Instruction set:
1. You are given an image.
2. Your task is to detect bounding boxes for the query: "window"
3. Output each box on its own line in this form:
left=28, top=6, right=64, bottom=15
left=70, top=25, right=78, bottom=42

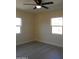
left=51, top=17, right=63, bottom=34
left=16, top=18, right=22, bottom=34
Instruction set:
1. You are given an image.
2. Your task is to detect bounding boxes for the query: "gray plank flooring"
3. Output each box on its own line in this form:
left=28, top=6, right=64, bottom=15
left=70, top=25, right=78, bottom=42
left=16, top=41, right=63, bottom=59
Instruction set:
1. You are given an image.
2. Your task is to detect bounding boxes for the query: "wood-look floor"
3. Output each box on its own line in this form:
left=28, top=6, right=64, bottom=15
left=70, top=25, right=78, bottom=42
left=16, top=41, right=63, bottom=59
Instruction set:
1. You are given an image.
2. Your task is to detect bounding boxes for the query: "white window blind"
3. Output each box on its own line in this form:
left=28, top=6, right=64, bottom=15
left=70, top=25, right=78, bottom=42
left=51, top=17, right=63, bottom=34
left=16, top=18, right=21, bottom=34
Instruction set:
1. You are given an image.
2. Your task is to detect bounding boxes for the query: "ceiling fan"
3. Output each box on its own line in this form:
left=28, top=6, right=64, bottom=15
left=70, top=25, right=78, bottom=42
left=24, top=0, right=54, bottom=9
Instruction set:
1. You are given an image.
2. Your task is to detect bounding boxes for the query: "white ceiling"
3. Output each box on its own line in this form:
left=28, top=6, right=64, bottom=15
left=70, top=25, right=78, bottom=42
left=16, top=0, right=63, bottom=13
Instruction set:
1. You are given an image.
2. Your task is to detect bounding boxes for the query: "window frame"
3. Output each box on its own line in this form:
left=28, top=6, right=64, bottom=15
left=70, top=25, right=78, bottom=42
left=51, top=17, right=63, bottom=35
left=16, top=17, right=22, bottom=34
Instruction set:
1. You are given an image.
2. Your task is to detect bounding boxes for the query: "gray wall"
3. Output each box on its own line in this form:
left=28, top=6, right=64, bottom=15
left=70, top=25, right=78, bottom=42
left=16, top=10, right=35, bottom=45
left=34, top=10, right=63, bottom=47
left=16, top=10, right=63, bottom=47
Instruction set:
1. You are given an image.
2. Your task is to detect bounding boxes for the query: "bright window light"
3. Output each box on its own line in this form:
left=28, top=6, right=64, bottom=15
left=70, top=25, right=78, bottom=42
left=16, top=18, right=21, bottom=25
left=16, top=27, right=20, bottom=34
left=16, top=18, right=22, bottom=34
left=51, top=17, right=63, bottom=34
left=52, top=27, right=62, bottom=34
left=51, top=17, right=63, bottom=26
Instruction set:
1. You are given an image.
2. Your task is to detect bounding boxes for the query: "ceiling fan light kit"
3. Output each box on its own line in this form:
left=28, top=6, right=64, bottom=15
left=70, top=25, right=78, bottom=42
left=36, top=5, right=41, bottom=9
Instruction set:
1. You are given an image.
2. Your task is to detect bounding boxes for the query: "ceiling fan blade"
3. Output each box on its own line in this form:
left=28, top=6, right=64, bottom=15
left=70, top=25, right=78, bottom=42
left=34, top=0, right=42, bottom=5
left=34, top=0, right=39, bottom=4
left=42, top=5, right=48, bottom=9
left=42, top=2, right=54, bottom=5
left=24, top=4, right=36, bottom=5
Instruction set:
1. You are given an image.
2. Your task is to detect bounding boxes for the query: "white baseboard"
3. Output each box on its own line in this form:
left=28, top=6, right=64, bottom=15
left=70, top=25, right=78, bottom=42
left=37, top=40, right=63, bottom=47
left=16, top=40, right=33, bottom=46
left=16, top=39, right=63, bottom=47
